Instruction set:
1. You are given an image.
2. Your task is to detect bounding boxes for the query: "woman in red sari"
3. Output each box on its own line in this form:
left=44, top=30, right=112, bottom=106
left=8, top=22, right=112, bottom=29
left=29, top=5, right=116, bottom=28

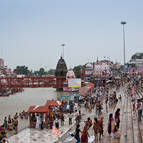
left=81, top=121, right=89, bottom=143
left=81, top=118, right=92, bottom=143
left=98, top=117, right=104, bottom=140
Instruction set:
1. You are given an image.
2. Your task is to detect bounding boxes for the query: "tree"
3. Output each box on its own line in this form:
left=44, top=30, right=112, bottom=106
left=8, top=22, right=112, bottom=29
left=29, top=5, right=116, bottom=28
left=73, top=65, right=84, bottom=78
left=47, top=69, right=56, bottom=75
left=38, top=68, right=46, bottom=76
left=15, top=66, right=31, bottom=75
left=34, top=71, right=39, bottom=76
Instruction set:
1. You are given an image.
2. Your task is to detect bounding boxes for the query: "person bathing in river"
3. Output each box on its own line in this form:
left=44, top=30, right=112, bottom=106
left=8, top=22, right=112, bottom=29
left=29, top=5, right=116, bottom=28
left=3, top=117, right=7, bottom=130
left=13, top=117, right=18, bottom=134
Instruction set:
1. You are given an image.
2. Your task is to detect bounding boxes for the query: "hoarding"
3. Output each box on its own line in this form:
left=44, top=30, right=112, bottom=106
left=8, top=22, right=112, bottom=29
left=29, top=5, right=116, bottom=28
left=59, top=96, right=74, bottom=101
left=68, top=78, right=81, bottom=88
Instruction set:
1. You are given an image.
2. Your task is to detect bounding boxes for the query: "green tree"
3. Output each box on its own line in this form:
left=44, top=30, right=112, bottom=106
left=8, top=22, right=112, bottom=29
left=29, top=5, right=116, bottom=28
left=38, top=68, right=46, bottom=76
left=47, top=69, right=56, bottom=75
left=15, top=66, right=31, bottom=75
left=73, top=65, right=83, bottom=78
left=34, top=71, right=39, bottom=76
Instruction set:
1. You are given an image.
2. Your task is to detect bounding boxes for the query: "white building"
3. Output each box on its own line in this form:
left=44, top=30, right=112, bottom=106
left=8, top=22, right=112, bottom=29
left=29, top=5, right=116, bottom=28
left=128, top=53, right=143, bottom=68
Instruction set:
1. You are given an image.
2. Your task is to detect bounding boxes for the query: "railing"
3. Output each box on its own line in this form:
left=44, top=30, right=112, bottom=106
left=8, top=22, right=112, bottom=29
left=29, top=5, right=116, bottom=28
left=0, top=76, right=66, bottom=88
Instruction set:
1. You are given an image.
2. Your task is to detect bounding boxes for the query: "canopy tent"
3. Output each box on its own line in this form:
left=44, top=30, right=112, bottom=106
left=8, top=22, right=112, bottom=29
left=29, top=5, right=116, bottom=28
left=28, top=105, right=49, bottom=128
left=28, top=105, right=49, bottom=113
left=45, top=100, right=62, bottom=108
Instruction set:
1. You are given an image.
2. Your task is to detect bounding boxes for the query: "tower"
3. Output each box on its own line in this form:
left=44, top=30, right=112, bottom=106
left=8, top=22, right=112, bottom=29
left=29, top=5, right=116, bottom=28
left=55, top=56, right=68, bottom=91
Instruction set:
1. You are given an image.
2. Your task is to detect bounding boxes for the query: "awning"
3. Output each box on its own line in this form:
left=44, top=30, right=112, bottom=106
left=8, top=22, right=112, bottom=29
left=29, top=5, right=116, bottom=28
left=45, top=100, right=62, bottom=107
left=28, top=105, right=49, bottom=113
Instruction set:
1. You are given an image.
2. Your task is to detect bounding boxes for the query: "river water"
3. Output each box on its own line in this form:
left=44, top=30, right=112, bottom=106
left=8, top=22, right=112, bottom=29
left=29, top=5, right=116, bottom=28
left=0, top=88, right=67, bottom=124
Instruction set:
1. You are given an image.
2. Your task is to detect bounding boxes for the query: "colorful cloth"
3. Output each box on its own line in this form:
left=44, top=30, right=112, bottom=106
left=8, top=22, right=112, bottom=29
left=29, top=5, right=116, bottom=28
left=81, top=121, right=92, bottom=143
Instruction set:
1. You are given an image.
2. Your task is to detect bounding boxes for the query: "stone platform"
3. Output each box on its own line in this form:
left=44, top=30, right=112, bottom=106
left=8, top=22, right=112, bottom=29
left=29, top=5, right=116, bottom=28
left=8, top=87, right=143, bottom=143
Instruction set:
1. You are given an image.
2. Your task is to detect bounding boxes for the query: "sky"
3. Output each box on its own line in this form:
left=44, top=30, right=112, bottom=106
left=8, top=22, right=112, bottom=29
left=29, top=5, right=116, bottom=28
left=0, top=0, right=143, bottom=71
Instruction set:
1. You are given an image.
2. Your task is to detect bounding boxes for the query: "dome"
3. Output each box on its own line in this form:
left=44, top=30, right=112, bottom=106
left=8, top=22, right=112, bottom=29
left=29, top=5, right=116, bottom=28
left=55, top=57, right=68, bottom=76
left=66, top=68, right=75, bottom=78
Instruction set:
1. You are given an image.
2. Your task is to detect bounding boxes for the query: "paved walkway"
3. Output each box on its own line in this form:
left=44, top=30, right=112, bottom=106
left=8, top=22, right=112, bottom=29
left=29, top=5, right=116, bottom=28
left=8, top=86, right=143, bottom=143
left=59, top=88, right=123, bottom=143
left=8, top=113, right=77, bottom=143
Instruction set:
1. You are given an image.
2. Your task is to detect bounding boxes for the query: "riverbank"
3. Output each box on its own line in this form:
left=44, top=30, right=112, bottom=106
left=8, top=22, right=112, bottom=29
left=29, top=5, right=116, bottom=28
left=0, top=88, right=67, bottom=125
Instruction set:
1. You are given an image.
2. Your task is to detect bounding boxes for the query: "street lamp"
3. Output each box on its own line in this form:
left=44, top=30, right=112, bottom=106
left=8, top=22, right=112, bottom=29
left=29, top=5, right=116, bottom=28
left=121, top=21, right=127, bottom=65
left=61, top=44, right=65, bottom=58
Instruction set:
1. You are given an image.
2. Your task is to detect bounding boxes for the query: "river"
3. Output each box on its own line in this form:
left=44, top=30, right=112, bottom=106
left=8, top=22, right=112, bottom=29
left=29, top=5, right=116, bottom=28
left=0, top=88, right=68, bottom=124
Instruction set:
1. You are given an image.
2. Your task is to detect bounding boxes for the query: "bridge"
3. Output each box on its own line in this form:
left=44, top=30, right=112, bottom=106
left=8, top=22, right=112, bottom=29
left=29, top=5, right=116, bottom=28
left=0, top=76, right=66, bottom=89
left=0, top=57, right=68, bottom=91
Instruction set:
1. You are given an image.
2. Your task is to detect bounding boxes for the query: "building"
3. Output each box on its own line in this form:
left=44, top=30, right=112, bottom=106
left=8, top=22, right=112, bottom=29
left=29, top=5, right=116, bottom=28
left=84, top=63, right=94, bottom=77
left=0, top=58, right=13, bottom=76
left=0, top=58, right=4, bottom=69
left=127, top=53, right=143, bottom=69
left=84, top=60, right=113, bottom=76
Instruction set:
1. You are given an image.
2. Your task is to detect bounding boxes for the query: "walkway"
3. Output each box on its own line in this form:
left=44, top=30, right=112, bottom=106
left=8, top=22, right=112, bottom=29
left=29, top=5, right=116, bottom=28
left=8, top=85, right=143, bottom=143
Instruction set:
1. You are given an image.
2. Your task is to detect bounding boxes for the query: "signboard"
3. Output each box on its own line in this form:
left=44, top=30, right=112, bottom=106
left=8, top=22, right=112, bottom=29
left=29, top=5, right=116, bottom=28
left=59, top=96, right=74, bottom=101
left=68, top=78, right=81, bottom=88
left=69, top=93, right=80, bottom=97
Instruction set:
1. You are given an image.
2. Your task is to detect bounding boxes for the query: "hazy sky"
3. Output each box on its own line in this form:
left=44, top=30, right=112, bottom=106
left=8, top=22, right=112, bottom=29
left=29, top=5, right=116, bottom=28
left=0, top=0, right=143, bottom=70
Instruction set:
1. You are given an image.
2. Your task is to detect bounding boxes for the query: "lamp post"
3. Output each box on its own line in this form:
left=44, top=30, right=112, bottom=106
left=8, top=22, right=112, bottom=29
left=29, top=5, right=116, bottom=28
left=61, top=44, right=65, bottom=58
left=121, top=21, right=127, bottom=65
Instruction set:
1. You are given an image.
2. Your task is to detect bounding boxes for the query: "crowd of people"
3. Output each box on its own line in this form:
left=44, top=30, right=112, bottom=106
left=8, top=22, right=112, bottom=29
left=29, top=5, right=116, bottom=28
left=72, top=88, right=121, bottom=143
left=126, top=73, right=143, bottom=122
left=0, top=88, right=24, bottom=97
left=0, top=111, right=28, bottom=143
left=71, top=73, right=143, bottom=143
left=1, top=73, right=143, bottom=143
left=33, top=80, right=122, bottom=143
